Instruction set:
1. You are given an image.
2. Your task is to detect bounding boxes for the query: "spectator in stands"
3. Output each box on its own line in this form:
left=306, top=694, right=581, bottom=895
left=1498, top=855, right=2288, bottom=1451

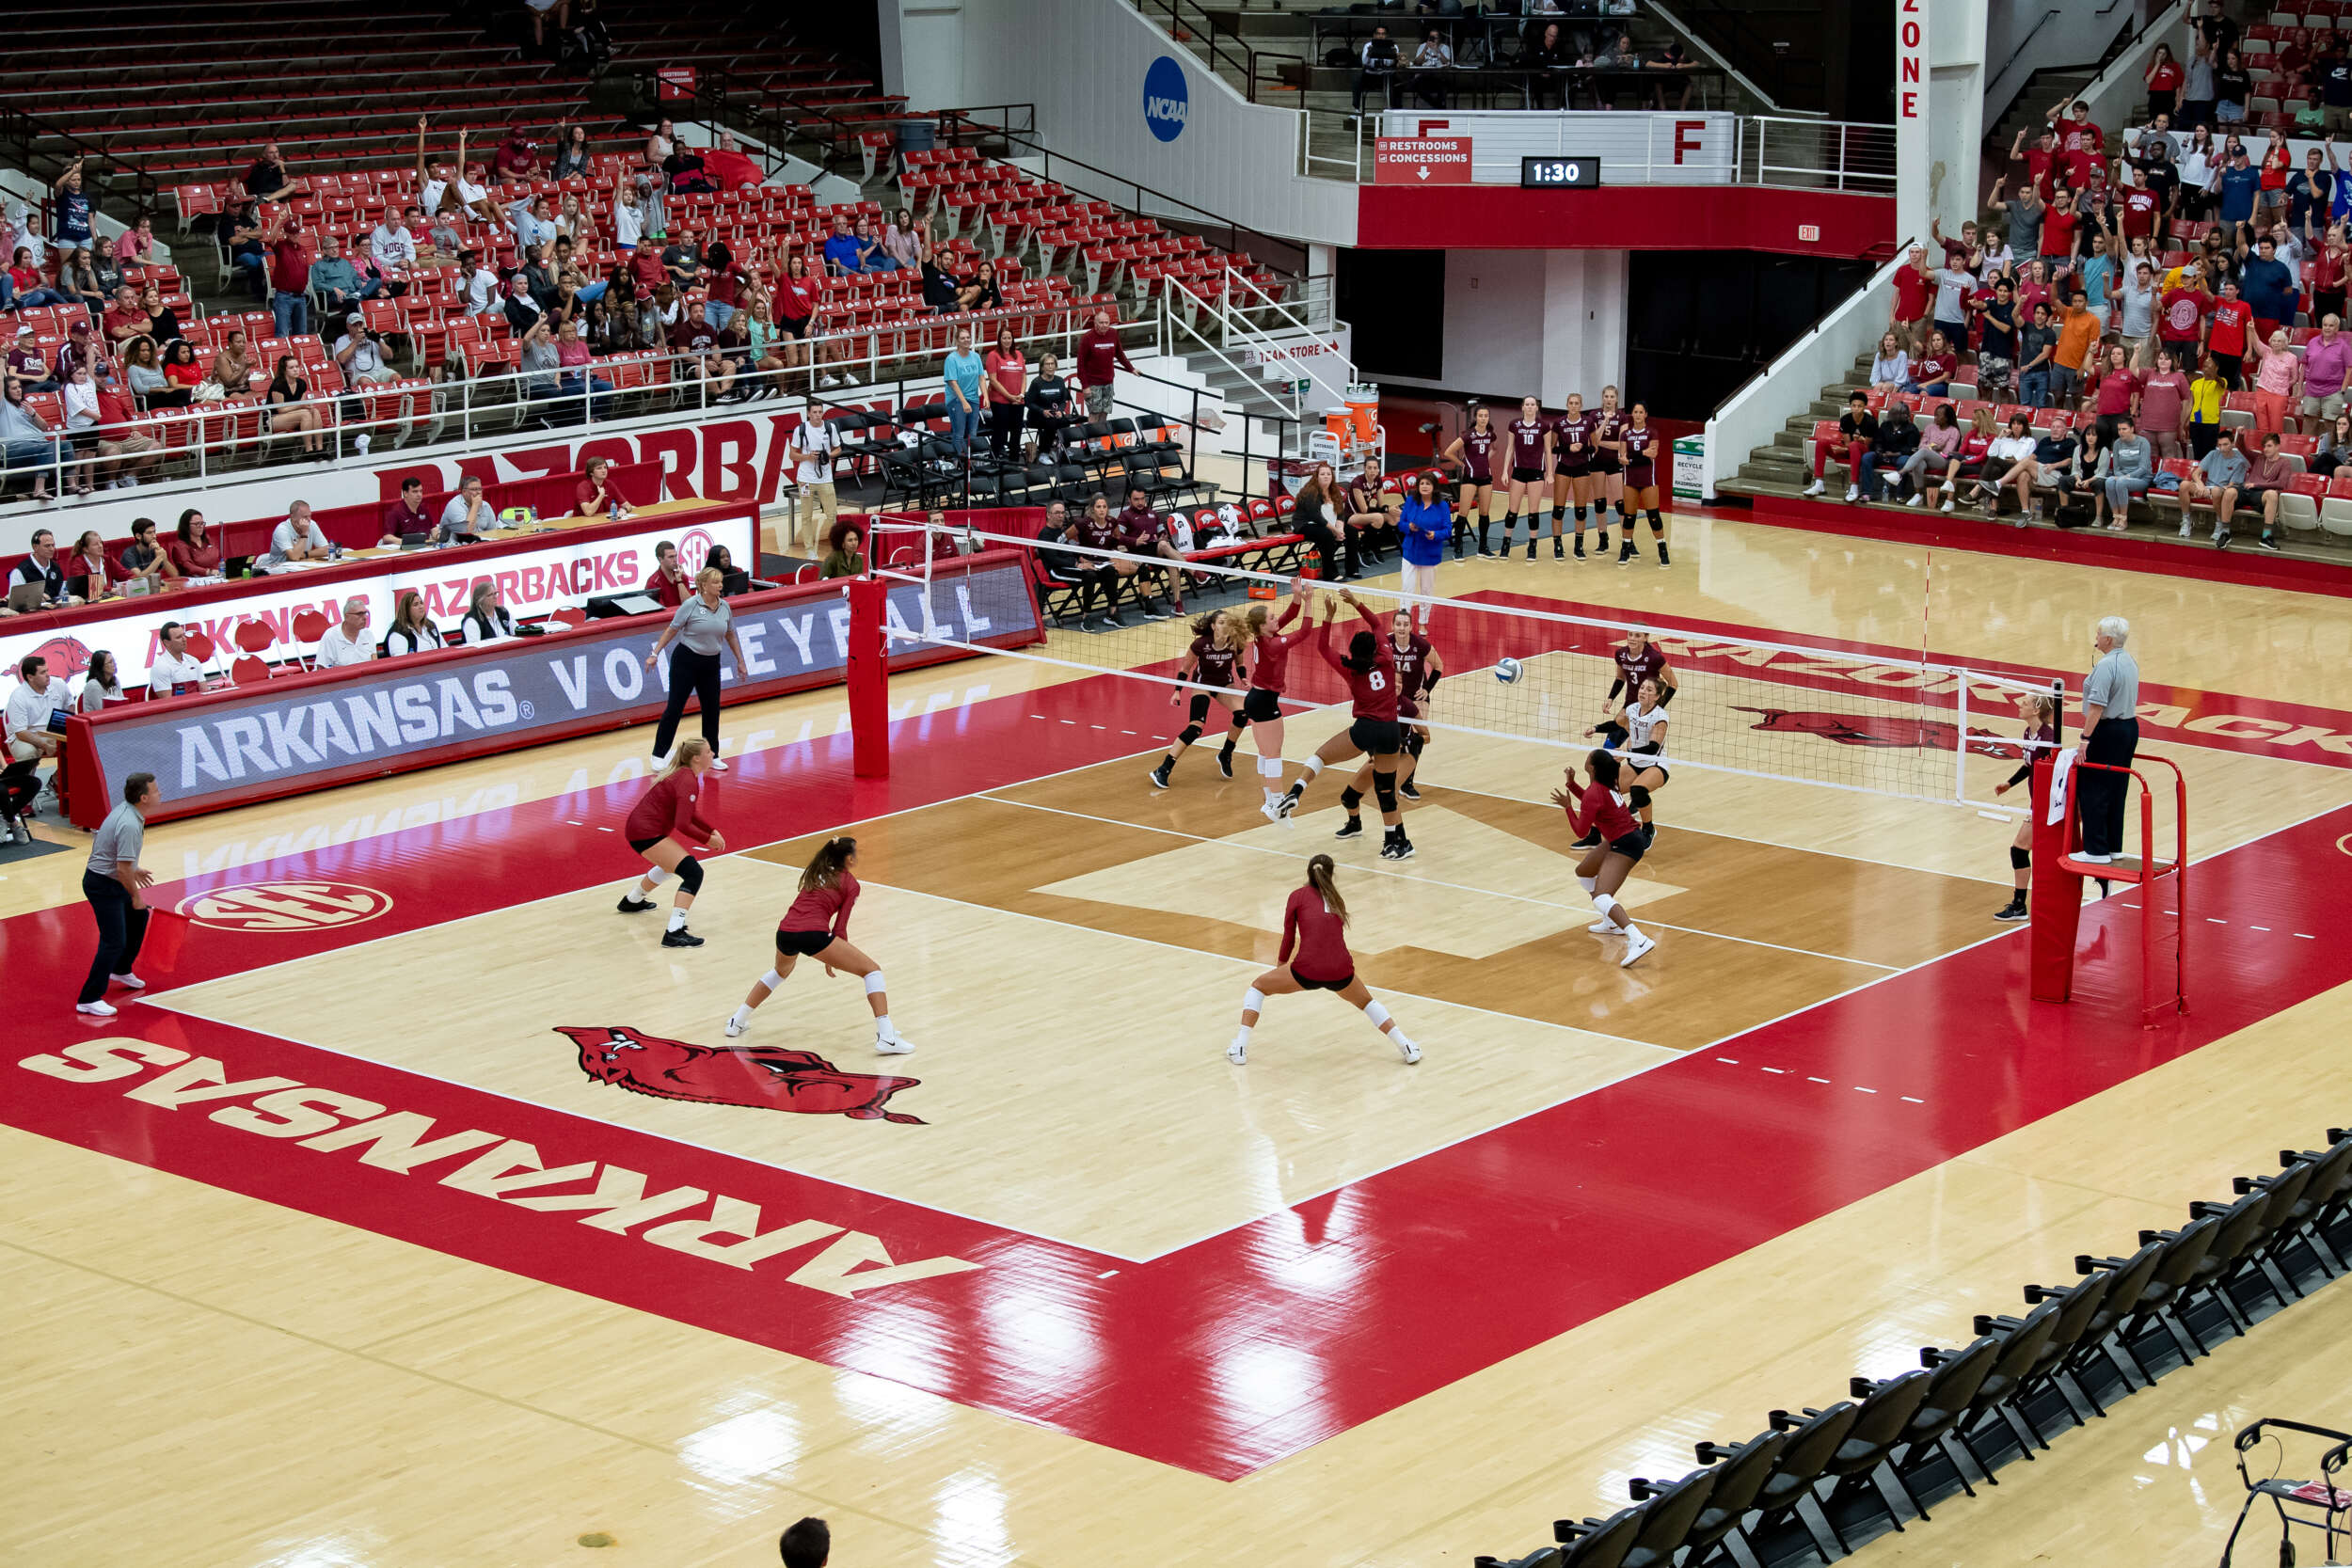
left=956, top=259, right=1002, bottom=315
left=212, top=330, right=255, bottom=397
left=517, top=317, right=561, bottom=411
left=1990, top=173, right=2043, bottom=264
left=520, top=245, right=559, bottom=309
left=2209, top=143, right=2261, bottom=247
left=58, top=367, right=104, bottom=498
left=165, top=511, right=220, bottom=579
left=1, top=378, right=62, bottom=502
left=2248, top=329, right=2302, bottom=438
left=882, top=210, right=922, bottom=272
left=50, top=156, right=92, bottom=260
left=1645, top=40, right=1695, bottom=110
left=136, top=282, right=182, bottom=347
left=2144, top=42, right=2184, bottom=122
left=4, top=325, right=51, bottom=399
left=380, top=477, right=434, bottom=544
left=244, top=142, right=305, bottom=202
left=2050, top=288, right=2097, bottom=409
left=554, top=318, right=612, bottom=419
left=1025, top=350, right=1076, bottom=453
left=943, top=327, right=986, bottom=455
left=662, top=139, right=714, bottom=195
left=459, top=250, right=501, bottom=317
left=264, top=355, right=324, bottom=455
left=56, top=245, right=101, bottom=312
left=160, top=340, right=208, bottom=405
left=822, top=214, right=863, bottom=277
left=55, top=319, right=109, bottom=388
left=510, top=195, right=560, bottom=255
left=819, top=519, right=866, bottom=579
left=984, top=325, right=1027, bottom=460
left=419, top=121, right=500, bottom=226
left=1354, top=24, right=1400, bottom=115
left=261, top=500, right=332, bottom=573
left=2237, top=233, right=2297, bottom=343
left=334, top=313, right=396, bottom=393
left=1866, top=333, right=1911, bottom=397
left=1899, top=404, right=1963, bottom=508
left=2135, top=346, right=2190, bottom=463
left=1590, top=34, right=1641, bottom=108
left=120, top=216, right=155, bottom=264
left=1906, top=328, right=1955, bottom=396
left=1967, top=413, right=2040, bottom=520
left=2097, top=417, right=2153, bottom=532
left=262, top=212, right=313, bottom=339
left=121, top=337, right=172, bottom=408
left=702, top=241, right=747, bottom=332
left=2180, top=426, right=2246, bottom=544
left=551, top=120, right=593, bottom=181
left=442, top=474, right=498, bottom=541
left=1075, top=309, right=1136, bottom=425
left=506, top=274, right=548, bottom=340
left=1805, top=390, right=1879, bottom=501
left=1859, top=402, right=1920, bottom=502
left=5, top=245, right=64, bottom=311
left=495, top=127, right=541, bottom=182
left=310, top=233, right=379, bottom=317
left=1527, top=24, right=1573, bottom=110
left=2016, top=302, right=2058, bottom=410
left=317, top=597, right=375, bottom=667
left=661, top=234, right=703, bottom=294
left=1407, top=27, right=1454, bottom=109
left=102, top=288, right=148, bottom=351
left=2316, top=409, right=2352, bottom=477
left=2301, top=314, right=2351, bottom=423
left=2205, top=276, right=2254, bottom=388
left=918, top=236, right=962, bottom=317
left=386, top=590, right=443, bottom=656
left=771, top=253, right=818, bottom=372
left=2214, top=46, right=2250, bottom=126
left=93, top=376, right=157, bottom=489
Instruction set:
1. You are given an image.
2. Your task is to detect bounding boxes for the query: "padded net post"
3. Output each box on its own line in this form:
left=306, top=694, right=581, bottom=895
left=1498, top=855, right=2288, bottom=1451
left=847, top=575, right=889, bottom=778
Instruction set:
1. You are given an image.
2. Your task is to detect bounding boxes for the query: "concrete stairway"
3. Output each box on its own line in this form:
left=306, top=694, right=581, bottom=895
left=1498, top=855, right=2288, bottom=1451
left=1717, top=353, right=1874, bottom=498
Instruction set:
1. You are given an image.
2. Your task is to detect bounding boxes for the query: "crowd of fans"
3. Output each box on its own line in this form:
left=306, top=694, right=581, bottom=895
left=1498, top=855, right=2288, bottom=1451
left=1826, top=3, right=2352, bottom=549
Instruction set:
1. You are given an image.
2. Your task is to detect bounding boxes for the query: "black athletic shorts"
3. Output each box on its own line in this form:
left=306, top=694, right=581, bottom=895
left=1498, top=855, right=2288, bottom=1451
left=1608, top=830, right=1648, bottom=862
left=1244, top=687, right=1282, bottom=722
left=1591, top=452, right=1623, bottom=475
left=1294, top=969, right=1356, bottom=992
left=1349, top=715, right=1404, bottom=755
left=1554, top=459, right=1589, bottom=480
left=775, top=317, right=808, bottom=341
left=628, top=834, right=665, bottom=856
left=1630, top=743, right=1670, bottom=785
left=1459, top=472, right=1490, bottom=491
left=1511, top=465, right=1546, bottom=483
left=775, top=928, right=836, bottom=957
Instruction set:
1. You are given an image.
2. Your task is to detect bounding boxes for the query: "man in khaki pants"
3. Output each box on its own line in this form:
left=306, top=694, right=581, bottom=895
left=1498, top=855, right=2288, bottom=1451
left=787, top=411, right=840, bottom=555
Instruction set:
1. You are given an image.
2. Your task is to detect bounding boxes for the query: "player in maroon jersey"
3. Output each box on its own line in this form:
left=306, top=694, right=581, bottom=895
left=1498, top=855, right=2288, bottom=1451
left=1590, top=385, right=1629, bottom=546
left=1990, top=691, right=2059, bottom=921
left=1229, top=578, right=1317, bottom=820
left=725, top=836, right=914, bottom=1053
left=1228, top=854, right=1420, bottom=1066
left=1275, top=589, right=1413, bottom=859
left=1598, top=627, right=1676, bottom=723
left=1440, top=404, right=1499, bottom=556
left=1550, top=751, right=1658, bottom=967
left=1548, top=393, right=1595, bottom=561
left=615, top=737, right=726, bottom=947
left=1150, top=608, right=1253, bottom=787
left=1615, top=402, right=1671, bottom=567
left=1501, top=394, right=1552, bottom=560
left=1337, top=608, right=1445, bottom=816
left=1073, top=492, right=1140, bottom=628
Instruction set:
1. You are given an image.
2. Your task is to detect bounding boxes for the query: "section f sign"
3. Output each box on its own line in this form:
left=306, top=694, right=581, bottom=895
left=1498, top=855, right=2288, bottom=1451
left=1144, top=55, right=1190, bottom=142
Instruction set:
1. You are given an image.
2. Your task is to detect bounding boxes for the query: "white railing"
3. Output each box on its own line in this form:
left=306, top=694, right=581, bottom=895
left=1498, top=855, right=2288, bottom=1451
left=1701, top=245, right=1914, bottom=497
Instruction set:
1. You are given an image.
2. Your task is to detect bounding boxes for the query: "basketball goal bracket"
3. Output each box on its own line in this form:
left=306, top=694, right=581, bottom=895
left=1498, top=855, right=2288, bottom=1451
left=2026, top=753, right=2188, bottom=1026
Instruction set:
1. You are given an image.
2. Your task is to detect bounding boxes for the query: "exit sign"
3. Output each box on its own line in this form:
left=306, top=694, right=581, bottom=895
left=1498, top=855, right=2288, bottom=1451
left=1797, top=224, right=1821, bottom=243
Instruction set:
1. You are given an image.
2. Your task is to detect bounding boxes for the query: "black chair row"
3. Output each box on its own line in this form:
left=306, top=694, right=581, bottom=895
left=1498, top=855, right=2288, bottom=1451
left=1475, top=1126, right=2352, bottom=1568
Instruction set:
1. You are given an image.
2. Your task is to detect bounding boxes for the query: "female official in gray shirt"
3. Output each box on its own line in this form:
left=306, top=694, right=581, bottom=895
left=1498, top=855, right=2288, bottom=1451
left=644, top=566, right=749, bottom=769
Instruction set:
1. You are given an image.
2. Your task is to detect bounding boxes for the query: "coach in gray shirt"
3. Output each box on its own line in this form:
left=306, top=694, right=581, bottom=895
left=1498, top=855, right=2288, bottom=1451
left=644, top=566, right=750, bottom=770
left=77, top=769, right=158, bottom=1017
left=2077, top=616, right=2141, bottom=862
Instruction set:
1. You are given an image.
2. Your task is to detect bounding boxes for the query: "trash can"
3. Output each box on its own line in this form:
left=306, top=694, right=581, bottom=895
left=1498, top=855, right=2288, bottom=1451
left=1673, top=435, right=1707, bottom=502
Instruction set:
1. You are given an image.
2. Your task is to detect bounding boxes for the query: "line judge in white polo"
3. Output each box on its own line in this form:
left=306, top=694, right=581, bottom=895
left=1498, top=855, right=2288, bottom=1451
left=315, top=595, right=376, bottom=668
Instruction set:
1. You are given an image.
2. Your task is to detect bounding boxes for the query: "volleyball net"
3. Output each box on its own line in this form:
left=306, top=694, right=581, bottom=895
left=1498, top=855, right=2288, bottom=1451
left=871, top=519, right=2062, bottom=814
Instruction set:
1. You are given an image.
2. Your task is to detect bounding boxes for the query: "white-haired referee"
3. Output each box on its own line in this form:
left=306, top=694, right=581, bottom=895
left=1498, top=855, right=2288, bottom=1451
left=2076, top=615, right=2139, bottom=863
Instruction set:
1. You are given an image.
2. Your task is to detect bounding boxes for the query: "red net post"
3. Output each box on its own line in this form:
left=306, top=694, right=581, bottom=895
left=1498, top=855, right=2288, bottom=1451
left=847, top=576, right=889, bottom=778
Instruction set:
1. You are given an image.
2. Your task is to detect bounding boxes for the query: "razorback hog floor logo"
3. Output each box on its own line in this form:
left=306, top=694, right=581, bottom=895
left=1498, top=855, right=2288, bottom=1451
left=554, top=1026, right=926, bottom=1123
left=1733, top=706, right=2022, bottom=758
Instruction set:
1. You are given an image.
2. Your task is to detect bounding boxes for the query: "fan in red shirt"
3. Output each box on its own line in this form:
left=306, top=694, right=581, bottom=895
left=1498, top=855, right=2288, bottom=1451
left=2207, top=282, right=2255, bottom=386
left=1891, top=247, right=1934, bottom=338
left=726, top=836, right=914, bottom=1053
left=2120, top=183, right=2162, bottom=244
left=1237, top=579, right=1315, bottom=819
left=1550, top=750, right=1659, bottom=968
left=616, top=739, right=725, bottom=946
left=1276, top=590, right=1414, bottom=860
left=2158, top=277, right=2213, bottom=357
left=1227, top=854, right=1420, bottom=1066
left=643, top=539, right=690, bottom=609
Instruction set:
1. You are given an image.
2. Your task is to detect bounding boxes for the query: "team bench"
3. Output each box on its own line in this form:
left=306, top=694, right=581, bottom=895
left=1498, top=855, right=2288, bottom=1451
left=1027, top=531, right=1309, bottom=626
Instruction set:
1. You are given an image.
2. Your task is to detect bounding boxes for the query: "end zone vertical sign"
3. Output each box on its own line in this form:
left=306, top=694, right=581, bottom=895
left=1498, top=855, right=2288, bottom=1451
left=1896, top=0, right=1929, bottom=242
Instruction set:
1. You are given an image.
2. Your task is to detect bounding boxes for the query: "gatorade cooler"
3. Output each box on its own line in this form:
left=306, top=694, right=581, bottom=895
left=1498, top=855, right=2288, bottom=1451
left=1321, top=406, right=1353, bottom=443
left=1344, top=383, right=1380, bottom=441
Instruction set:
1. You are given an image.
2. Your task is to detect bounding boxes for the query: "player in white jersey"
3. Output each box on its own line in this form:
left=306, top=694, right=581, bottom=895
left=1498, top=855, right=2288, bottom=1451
left=1582, top=675, right=1671, bottom=847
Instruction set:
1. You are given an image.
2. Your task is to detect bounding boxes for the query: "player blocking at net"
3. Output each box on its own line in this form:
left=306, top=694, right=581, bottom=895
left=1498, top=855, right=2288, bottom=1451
left=1276, top=589, right=1415, bottom=861
left=1229, top=855, right=1420, bottom=1066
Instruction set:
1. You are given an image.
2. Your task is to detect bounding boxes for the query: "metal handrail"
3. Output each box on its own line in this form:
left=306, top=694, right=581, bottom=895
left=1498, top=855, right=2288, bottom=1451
left=0, top=105, right=163, bottom=228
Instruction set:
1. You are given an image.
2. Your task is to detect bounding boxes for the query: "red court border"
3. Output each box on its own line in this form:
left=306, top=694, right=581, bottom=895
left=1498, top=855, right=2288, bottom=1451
left=6, top=610, right=2349, bottom=1481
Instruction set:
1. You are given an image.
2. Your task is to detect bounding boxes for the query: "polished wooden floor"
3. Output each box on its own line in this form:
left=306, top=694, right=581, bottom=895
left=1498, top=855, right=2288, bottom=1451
left=7, top=510, right=2351, bottom=1567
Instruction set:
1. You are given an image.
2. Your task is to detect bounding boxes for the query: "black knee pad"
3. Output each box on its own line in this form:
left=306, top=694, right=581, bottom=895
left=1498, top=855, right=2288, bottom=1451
left=1374, top=771, right=1398, bottom=812
left=1340, top=785, right=1364, bottom=812
left=676, top=855, right=705, bottom=894
left=1227, top=707, right=1249, bottom=731
left=1186, top=693, right=1212, bottom=725
left=2011, top=846, right=2031, bottom=870
left=1177, top=724, right=1203, bottom=747
left=1629, top=785, right=1652, bottom=810
left=1406, top=730, right=1425, bottom=758
left=1648, top=510, right=1665, bottom=532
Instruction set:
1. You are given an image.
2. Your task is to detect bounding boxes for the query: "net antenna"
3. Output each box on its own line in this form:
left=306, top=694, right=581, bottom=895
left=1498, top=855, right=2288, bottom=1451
left=875, top=518, right=2059, bottom=813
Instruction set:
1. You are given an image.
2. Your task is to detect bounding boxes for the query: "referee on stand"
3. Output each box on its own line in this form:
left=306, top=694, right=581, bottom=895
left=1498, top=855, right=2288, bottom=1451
left=645, top=567, right=750, bottom=773
left=76, top=771, right=158, bottom=1019
left=2075, top=616, right=2140, bottom=863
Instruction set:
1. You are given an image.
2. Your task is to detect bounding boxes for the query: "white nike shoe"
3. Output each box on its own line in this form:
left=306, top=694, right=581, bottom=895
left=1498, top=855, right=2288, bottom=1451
left=1260, top=797, right=1283, bottom=824
left=75, top=999, right=117, bottom=1018
left=876, top=1032, right=916, bottom=1055
left=1906, top=494, right=1924, bottom=508
left=1227, top=1036, right=1248, bottom=1065
left=1804, top=478, right=1825, bottom=496
left=1620, top=931, right=1656, bottom=968
left=110, top=973, right=146, bottom=990
left=1395, top=1037, right=1422, bottom=1065
left=1587, top=918, right=1617, bottom=934
left=1940, top=497, right=1955, bottom=512
left=1843, top=483, right=1859, bottom=502
left=724, top=1015, right=748, bottom=1037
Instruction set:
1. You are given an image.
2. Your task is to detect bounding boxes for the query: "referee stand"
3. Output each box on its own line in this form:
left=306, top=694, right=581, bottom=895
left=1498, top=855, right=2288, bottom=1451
left=2026, top=751, right=2189, bottom=1027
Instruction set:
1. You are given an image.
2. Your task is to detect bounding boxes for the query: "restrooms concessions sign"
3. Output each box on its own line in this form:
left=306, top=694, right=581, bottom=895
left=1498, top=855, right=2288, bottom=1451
left=65, top=554, right=1043, bottom=827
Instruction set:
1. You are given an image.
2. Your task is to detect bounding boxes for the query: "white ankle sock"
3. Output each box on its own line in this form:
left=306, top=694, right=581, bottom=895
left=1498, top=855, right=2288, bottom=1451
left=666, top=909, right=688, bottom=932
left=1232, top=1023, right=1253, bottom=1046
left=729, top=1004, right=752, bottom=1026
left=875, top=1013, right=895, bottom=1036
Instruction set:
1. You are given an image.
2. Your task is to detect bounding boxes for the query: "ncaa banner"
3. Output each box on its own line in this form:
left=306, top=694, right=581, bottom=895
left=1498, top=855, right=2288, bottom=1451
left=0, top=510, right=757, bottom=699
left=68, top=555, right=1044, bottom=828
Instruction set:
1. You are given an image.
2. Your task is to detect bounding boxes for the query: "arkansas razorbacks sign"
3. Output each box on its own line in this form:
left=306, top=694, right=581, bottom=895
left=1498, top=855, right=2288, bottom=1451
left=556, top=1026, right=926, bottom=1123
